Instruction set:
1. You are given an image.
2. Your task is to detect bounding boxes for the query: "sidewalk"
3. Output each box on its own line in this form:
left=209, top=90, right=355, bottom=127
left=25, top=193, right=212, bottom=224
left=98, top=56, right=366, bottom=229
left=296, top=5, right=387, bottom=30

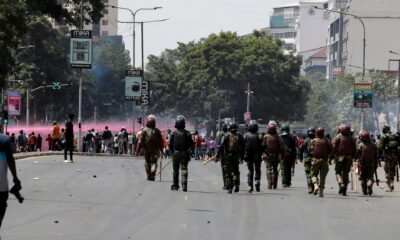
left=14, top=151, right=136, bottom=160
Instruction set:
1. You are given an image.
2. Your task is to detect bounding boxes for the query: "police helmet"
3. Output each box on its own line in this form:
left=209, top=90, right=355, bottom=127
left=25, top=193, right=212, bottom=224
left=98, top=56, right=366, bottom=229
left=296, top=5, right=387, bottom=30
left=248, top=120, right=259, bottom=133
left=175, top=115, right=186, bottom=129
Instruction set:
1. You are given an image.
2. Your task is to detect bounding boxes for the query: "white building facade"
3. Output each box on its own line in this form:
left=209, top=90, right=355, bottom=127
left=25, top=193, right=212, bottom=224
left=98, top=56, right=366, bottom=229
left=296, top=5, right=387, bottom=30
left=327, top=0, right=400, bottom=78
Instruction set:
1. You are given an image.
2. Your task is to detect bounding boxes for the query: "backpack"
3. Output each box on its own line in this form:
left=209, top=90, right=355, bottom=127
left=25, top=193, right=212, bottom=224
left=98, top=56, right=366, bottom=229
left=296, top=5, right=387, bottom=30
left=143, top=128, right=160, bottom=150
left=17, top=134, right=26, bottom=144
left=228, top=133, right=239, bottom=153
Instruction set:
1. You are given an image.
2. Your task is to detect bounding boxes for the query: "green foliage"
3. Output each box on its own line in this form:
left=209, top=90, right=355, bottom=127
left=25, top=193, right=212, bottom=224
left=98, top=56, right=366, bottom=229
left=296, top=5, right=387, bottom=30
left=146, top=31, right=309, bottom=126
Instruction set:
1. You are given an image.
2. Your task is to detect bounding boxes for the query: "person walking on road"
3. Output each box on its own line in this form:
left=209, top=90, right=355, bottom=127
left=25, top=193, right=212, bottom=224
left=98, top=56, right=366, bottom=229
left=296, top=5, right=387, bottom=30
left=169, top=115, right=195, bottom=191
left=36, top=134, right=42, bottom=152
left=135, top=115, right=164, bottom=181
left=64, top=114, right=74, bottom=163
left=244, top=120, right=263, bottom=193
left=299, top=128, right=316, bottom=194
left=310, top=128, right=332, bottom=197
left=216, top=122, right=229, bottom=190
left=358, top=130, right=379, bottom=196
left=378, top=125, right=398, bottom=192
left=0, top=132, right=22, bottom=229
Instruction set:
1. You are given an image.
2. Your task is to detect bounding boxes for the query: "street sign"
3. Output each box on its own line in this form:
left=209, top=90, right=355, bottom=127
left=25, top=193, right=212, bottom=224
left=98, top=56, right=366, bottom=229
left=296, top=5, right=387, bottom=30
left=125, top=70, right=143, bottom=101
left=140, top=80, right=150, bottom=106
left=354, top=76, right=372, bottom=108
left=70, top=30, right=93, bottom=68
left=244, top=112, right=251, bottom=123
left=52, top=82, right=61, bottom=90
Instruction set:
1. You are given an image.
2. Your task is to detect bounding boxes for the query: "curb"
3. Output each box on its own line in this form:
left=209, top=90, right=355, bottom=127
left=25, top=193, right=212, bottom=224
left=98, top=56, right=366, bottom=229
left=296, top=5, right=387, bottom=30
left=14, top=152, right=136, bottom=160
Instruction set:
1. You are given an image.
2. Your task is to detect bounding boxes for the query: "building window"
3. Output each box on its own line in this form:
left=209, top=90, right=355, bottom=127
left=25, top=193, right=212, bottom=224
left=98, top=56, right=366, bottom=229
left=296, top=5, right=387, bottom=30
left=103, top=8, right=109, bottom=14
left=102, top=20, right=108, bottom=25
left=102, top=31, right=109, bottom=36
left=102, top=0, right=109, bottom=3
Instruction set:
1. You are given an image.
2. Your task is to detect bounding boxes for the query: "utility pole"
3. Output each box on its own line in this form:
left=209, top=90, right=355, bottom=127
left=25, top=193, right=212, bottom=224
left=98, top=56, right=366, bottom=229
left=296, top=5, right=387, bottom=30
left=141, top=22, right=145, bottom=128
left=245, top=83, right=253, bottom=113
left=77, top=0, right=84, bottom=151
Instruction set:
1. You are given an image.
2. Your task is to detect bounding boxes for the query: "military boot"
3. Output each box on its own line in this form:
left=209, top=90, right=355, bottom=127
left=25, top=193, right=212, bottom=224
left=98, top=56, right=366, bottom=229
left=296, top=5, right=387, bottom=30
left=342, top=184, right=348, bottom=196
left=267, top=175, right=273, bottom=189
left=234, top=184, right=240, bottom=193
left=227, top=188, right=233, bottom=194
left=367, top=185, right=373, bottom=196
left=313, top=183, right=320, bottom=195
left=319, top=187, right=324, bottom=197
left=248, top=184, right=253, bottom=193
left=361, top=181, right=368, bottom=195
left=182, top=183, right=187, bottom=192
left=338, top=183, right=344, bottom=195
left=171, top=184, right=179, bottom=191
left=255, top=181, right=260, bottom=192
left=308, top=186, right=314, bottom=194
left=273, top=176, right=278, bottom=189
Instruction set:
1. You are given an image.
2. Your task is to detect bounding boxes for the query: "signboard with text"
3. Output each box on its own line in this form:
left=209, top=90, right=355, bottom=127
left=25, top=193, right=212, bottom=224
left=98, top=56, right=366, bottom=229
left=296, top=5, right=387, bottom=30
left=125, top=70, right=143, bottom=101
left=354, top=76, right=372, bottom=108
left=139, top=80, right=149, bottom=106
left=70, top=30, right=93, bottom=68
left=8, top=92, right=21, bottom=116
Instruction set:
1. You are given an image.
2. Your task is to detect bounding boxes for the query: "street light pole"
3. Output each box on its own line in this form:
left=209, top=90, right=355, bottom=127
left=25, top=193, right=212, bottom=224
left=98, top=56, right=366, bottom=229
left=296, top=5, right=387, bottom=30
left=77, top=0, right=84, bottom=152
left=389, top=51, right=400, bottom=131
left=26, top=86, right=45, bottom=129
left=314, top=6, right=366, bottom=129
left=110, top=5, right=161, bottom=133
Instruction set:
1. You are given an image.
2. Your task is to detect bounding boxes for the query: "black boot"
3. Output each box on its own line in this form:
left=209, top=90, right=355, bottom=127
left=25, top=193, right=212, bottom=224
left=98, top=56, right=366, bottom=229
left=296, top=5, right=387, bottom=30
left=171, top=184, right=179, bottom=190
left=267, top=175, right=273, bottom=189
left=182, top=183, right=187, bottom=192
left=248, top=183, right=253, bottom=193
left=255, top=182, right=260, bottom=192
left=227, top=188, right=233, bottom=194
left=367, top=185, right=373, bottom=196
left=234, top=184, right=240, bottom=193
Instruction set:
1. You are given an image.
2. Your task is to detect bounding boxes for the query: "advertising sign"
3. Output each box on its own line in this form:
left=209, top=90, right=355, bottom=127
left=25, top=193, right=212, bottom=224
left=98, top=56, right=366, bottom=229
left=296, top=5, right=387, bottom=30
left=70, top=30, right=93, bottom=68
left=140, top=80, right=150, bottom=106
left=125, top=70, right=143, bottom=101
left=354, top=77, right=372, bottom=108
left=8, top=92, right=21, bottom=116
left=244, top=112, right=251, bottom=123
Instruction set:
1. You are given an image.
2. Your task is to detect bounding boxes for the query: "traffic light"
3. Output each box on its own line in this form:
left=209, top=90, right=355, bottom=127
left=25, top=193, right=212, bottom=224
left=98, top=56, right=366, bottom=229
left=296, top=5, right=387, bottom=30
left=2, top=111, right=8, bottom=125
left=137, top=116, right=142, bottom=124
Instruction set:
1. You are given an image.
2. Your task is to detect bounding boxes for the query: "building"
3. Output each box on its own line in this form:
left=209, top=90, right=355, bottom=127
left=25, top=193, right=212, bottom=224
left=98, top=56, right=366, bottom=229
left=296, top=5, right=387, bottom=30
left=326, top=0, right=400, bottom=78
left=304, top=47, right=327, bottom=74
left=269, top=2, right=300, bottom=52
left=54, top=0, right=119, bottom=37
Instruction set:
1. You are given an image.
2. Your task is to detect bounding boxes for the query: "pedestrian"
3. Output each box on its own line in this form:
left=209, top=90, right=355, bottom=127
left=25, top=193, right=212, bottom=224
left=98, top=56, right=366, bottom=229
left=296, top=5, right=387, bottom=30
left=378, top=125, right=398, bottom=192
left=0, top=132, right=22, bottom=229
left=194, top=132, right=202, bottom=160
left=244, top=120, right=263, bottom=193
left=28, top=132, right=36, bottom=152
left=207, top=137, right=216, bottom=158
left=221, top=122, right=245, bottom=194
left=10, top=133, right=16, bottom=154
left=262, top=121, right=285, bottom=190
left=36, top=134, right=42, bottom=152
left=113, top=134, right=119, bottom=154
left=280, top=125, right=297, bottom=188
left=101, top=126, right=113, bottom=153
left=135, top=115, right=164, bottom=181
left=64, top=114, right=74, bottom=163
left=45, top=134, right=53, bottom=151
left=358, top=130, right=379, bottom=195
left=52, top=121, right=61, bottom=151
left=16, top=130, right=27, bottom=153
left=169, top=115, right=195, bottom=191
left=216, top=122, right=229, bottom=190
left=299, top=128, right=316, bottom=194
left=310, top=127, right=332, bottom=197
left=332, top=124, right=357, bottom=196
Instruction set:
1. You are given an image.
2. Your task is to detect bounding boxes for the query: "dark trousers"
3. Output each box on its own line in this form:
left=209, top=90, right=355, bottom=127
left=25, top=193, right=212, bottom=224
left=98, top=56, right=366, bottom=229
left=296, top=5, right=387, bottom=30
left=247, top=154, right=261, bottom=186
left=0, top=192, right=9, bottom=228
left=64, top=139, right=74, bottom=160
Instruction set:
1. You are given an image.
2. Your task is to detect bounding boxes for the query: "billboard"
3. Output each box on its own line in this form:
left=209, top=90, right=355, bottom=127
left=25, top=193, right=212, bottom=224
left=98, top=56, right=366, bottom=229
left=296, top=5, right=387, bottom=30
left=8, top=92, right=21, bottom=116
left=354, top=77, right=372, bottom=108
left=125, top=69, right=143, bottom=101
left=70, top=30, right=93, bottom=68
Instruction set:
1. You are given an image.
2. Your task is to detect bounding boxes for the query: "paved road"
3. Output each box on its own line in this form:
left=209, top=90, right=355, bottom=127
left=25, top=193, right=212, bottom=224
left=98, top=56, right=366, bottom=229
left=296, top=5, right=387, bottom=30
left=2, top=156, right=399, bottom=240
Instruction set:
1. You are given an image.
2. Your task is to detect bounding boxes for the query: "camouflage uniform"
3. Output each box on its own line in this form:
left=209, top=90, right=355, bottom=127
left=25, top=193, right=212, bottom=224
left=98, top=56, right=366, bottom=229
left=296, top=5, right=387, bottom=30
left=280, top=130, right=297, bottom=187
left=357, top=137, right=379, bottom=195
left=378, top=129, right=398, bottom=192
left=310, top=133, right=332, bottom=197
left=299, top=137, right=314, bottom=193
left=244, top=131, right=262, bottom=192
left=262, top=131, right=285, bottom=189
left=332, top=131, right=357, bottom=196
left=222, top=125, right=245, bottom=194
left=216, top=130, right=228, bottom=189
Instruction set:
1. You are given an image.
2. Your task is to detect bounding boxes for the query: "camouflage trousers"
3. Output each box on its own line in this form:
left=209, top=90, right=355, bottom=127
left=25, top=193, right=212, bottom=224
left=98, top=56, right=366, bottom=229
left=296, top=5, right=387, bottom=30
left=144, top=151, right=159, bottom=179
left=265, top=154, right=280, bottom=178
left=311, top=158, right=329, bottom=189
left=384, top=153, right=398, bottom=182
left=360, top=164, right=376, bottom=182
left=225, top=153, right=240, bottom=190
left=303, top=158, right=313, bottom=187
left=335, top=155, right=353, bottom=186
left=219, top=156, right=227, bottom=188
left=173, top=151, right=190, bottom=185
left=246, top=154, right=261, bottom=186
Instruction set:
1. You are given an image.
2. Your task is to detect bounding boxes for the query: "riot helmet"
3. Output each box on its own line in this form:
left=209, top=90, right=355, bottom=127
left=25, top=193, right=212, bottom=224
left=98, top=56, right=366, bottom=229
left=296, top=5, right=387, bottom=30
left=267, top=123, right=277, bottom=134
left=146, top=114, right=156, bottom=128
left=247, top=120, right=259, bottom=133
left=280, top=124, right=290, bottom=135
left=339, top=124, right=351, bottom=136
left=316, top=127, right=325, bottom=138
left=307, top=128, right=316, bottom=138
left=382, top=124, right=390, bottom=134
left=175, top=115, right=186, bottom=129
left=359, top=130, right=370, bottom=142
left=228, top=122, right=238, bottom=133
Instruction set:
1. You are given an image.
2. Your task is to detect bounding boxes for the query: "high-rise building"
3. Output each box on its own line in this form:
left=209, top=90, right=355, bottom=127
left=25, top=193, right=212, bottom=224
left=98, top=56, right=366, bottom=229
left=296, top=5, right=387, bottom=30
left=326, top=0, right=400, bottom=78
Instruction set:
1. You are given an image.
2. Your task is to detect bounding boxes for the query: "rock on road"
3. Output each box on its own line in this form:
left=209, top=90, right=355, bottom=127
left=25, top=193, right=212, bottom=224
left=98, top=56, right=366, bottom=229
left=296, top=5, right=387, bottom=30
left=2, top=155, right=399, bottom=240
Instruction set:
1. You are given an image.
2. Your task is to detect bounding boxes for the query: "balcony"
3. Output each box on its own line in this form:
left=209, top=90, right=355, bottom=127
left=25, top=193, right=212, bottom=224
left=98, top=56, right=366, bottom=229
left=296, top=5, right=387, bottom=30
left=270, top=15, right=297, bottom=28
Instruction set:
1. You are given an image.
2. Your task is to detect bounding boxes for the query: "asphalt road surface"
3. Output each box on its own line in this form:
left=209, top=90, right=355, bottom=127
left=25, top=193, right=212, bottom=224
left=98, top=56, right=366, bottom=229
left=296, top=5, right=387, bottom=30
left=2, top=155, right=399, bottom=240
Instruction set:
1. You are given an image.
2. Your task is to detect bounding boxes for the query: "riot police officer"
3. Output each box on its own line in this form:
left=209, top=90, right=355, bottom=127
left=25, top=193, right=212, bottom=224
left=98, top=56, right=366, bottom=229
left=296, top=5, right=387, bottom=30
left=216, top=121, right=229, bottom=190
left=299, top=128, right=316, bottom=193
left=378, top=125, right=398, bottom=192
left=169, top=115, right=195, bottom=191
left=280, top=124, right=297, bottom=187
left=358, top=130, right=379, bottom=195
left=244, top=120, right=263, bottom=193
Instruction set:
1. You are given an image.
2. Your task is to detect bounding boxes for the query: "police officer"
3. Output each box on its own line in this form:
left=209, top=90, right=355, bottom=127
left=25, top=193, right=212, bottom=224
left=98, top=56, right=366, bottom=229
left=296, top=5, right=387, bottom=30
left=169, top=115, right=194, bottom=192
left=244, top=120, right=263, bottom=193
left=262, top=122, right=285, bottom=189
left=358, top=130, right=379, bottom=196
left=280, top=125, right=297, bottom=188
left=310, top=128, right=332, bottom=197
left=216, top=121, right=229, bottom=190
left=221, top=122, right=245, bottom=194
left=135, top=115, right=164, bottom=181
left=332, top=124, right=357, bottom=196
left=299, top=128, right=316, bottom=194
left=378, top=125, right=398, bottom=192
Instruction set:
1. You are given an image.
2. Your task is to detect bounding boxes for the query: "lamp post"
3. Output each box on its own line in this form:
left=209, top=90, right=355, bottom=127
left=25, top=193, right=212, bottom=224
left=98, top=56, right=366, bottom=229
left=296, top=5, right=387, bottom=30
left=314, top=6, right=366, bottom=130
left=389, top=50, right=400, bottom=131
left=110, top=5, right=161, bottom=132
